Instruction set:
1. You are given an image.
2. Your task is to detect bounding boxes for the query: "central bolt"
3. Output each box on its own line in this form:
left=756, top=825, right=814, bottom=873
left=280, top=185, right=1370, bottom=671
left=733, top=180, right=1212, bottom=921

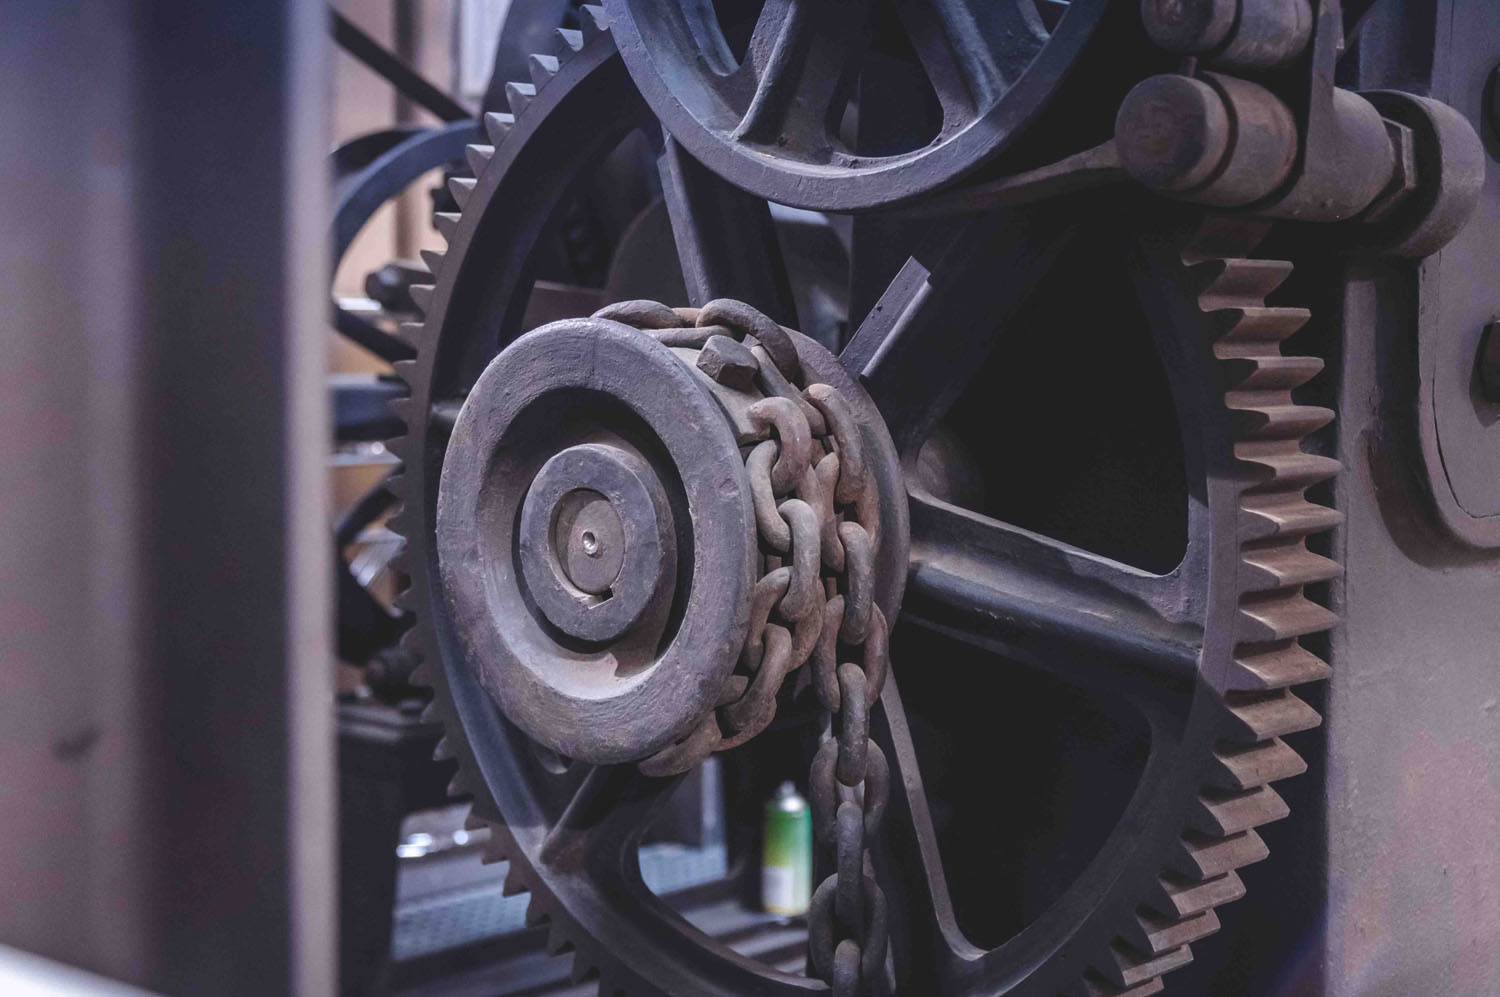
left=516, top=442, right=670, bottom=644
left=551, top=488, right=626, bottom=596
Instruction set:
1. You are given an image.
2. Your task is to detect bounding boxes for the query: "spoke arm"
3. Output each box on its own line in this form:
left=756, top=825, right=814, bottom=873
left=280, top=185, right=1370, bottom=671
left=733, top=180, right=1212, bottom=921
left=898, top=0, right=1049, bottom=123
left=871, top=674, right=984, bottom=967
left=904, top=496, right=1202, bottom=688
left=541, top=764, right=681, bottom=874
left=659, top=137, right=797, bottom=324
left=732, top=0, right=868, bottom=150
left=332, top=303, right=415, bottom=363
left=329, top=8, right=471, bottom=122
left=840, top=208, right=1079, bottom=453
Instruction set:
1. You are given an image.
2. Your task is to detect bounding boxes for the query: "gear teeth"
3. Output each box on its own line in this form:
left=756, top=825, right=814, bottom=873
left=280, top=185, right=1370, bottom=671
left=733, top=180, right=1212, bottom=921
left=501, top=864, right=530, bottom=897
left=1235, top=441, right=1340, bottom=491
left=432, top=736, right=453, bottom=761
left=434, top=211, right=462, bottom=242
left=529, top=53, right=560, bottom=90
left=1192, top=785, right=1290, bottom=836
left=1223, top=689, right=1323, bottom=741
left=483, top=110, right=515, bottom=146
left=1082, top=970, right=1165, bottom=996
left=1194, top=257, right=1294, bottom=304
left=1175, top=829, right=1269, bottom=880
left=1220, top=354, right=1324, bottom=391
left=1153, top=871, right=1246, bottom=919
left=1228, top=400, right=1335, bottom=440
left=1227, top=640, right=1331, bottom=690
left=408, top=284, right=435, bottom=316
left=1100, top=941, right=1193, bottom=989
left=419, top=248, right=446, bottom=276
left=398, top=321, right=425, bottom=351
left=1238, top=492, right=1342, bottom=541
left=1239, top=542, right=1341, bottom=592
left=465, top=143, right=494, bottom=177
left=524, top=900, right=551, bottom=928
left=1127, top=907, right=1221, bottom=957
left=553, top=27, right=584, bottom=57
left=447, top=176, right=477, bottom=208
left=579, top=5, right=609, bottom=40
left=446, top=772, right=477, bottom=803
left=568, top=954, right=600, bottom=985
left=1211, top=737, right=1307, bottom=789
left=1238, top=591, right=1339, bottom=641
left=505, top=81, right=536, bottom=117
left=545, top=924, right=575, bottom=956
left=1209, top=306, right=1311, bottom=347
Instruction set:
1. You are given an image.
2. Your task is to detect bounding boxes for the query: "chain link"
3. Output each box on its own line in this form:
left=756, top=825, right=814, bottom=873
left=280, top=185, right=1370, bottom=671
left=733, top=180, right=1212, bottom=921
left=597, top=298, right=890, bottom=995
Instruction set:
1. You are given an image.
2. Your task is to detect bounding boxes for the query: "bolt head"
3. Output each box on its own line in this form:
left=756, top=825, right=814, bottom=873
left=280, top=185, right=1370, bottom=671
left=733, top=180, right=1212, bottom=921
left=696, top=334, right=759, bottom=390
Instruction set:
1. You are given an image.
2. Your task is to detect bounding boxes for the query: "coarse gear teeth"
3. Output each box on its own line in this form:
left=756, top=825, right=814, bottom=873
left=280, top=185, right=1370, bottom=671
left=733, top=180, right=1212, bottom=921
left=385, top=4, right=1340, bottom=990
left=1072, top=215, right=1340, bottom=997
left=385, top=5, right=613, bottom=976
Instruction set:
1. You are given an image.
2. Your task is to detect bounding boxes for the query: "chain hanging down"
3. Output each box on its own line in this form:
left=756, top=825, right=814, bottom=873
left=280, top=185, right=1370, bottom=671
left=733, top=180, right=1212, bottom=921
left=590, top=297, right=891, bottom=995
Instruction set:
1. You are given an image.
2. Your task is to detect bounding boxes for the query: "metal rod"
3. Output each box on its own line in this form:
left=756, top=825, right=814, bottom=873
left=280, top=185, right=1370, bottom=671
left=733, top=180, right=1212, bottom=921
left=330, top=8, right=472, bottom=123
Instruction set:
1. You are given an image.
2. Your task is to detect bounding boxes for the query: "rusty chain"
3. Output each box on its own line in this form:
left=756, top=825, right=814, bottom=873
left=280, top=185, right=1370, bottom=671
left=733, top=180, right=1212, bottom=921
left=593, top=297, right=890, bottom=995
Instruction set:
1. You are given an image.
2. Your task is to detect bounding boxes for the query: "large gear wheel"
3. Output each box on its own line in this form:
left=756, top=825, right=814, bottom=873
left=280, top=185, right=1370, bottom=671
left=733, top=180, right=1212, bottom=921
left=388, top=13, right=1338, bottom=996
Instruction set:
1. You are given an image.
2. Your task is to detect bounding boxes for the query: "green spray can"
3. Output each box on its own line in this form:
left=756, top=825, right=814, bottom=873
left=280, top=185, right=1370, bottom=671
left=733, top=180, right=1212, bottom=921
left=761, top=781, right=812, bottom=916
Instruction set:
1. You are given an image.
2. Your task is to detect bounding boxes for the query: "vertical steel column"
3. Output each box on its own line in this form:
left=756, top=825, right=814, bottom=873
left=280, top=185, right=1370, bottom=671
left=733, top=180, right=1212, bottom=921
left=0, top=3, right=333, bottom=995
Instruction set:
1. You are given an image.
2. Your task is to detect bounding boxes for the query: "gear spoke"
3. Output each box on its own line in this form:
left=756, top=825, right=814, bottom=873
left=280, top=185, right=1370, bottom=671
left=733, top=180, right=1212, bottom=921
left=900, top=0, right=1048, bottom=126
left=540, top=764, right=680, bottom=874
left=840, top=209, right=1080, bottom=454
left=869, top=674, right=984, bottom=966
left=659, top=136, right=798, bottom=324
left=730, top=0, right=869, bottom=155
left=905, top=493, right=1201, bottom=696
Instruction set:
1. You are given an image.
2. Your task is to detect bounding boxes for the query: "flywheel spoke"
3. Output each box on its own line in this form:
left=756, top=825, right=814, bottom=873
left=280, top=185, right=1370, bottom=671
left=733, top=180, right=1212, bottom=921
left=731, top=0, right=869, bottom=153
left=840, top=208, right=1080, bottom=454
left=659, top=136, right=798, bottom=325
left=899, top=0, right=1049, bottom=125
left=540, top=764, right=679, bottom=876
left=904, top=493, right=1201, bottom=698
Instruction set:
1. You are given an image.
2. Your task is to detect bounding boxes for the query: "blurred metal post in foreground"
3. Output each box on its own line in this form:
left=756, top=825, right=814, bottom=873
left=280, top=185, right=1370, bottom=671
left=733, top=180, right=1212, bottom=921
left=0, top=3, right=333, bottom=994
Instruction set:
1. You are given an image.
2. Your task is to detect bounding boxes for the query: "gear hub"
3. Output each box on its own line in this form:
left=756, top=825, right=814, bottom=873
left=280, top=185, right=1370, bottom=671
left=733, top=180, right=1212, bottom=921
left=436, top=315, right=758, bottom=764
